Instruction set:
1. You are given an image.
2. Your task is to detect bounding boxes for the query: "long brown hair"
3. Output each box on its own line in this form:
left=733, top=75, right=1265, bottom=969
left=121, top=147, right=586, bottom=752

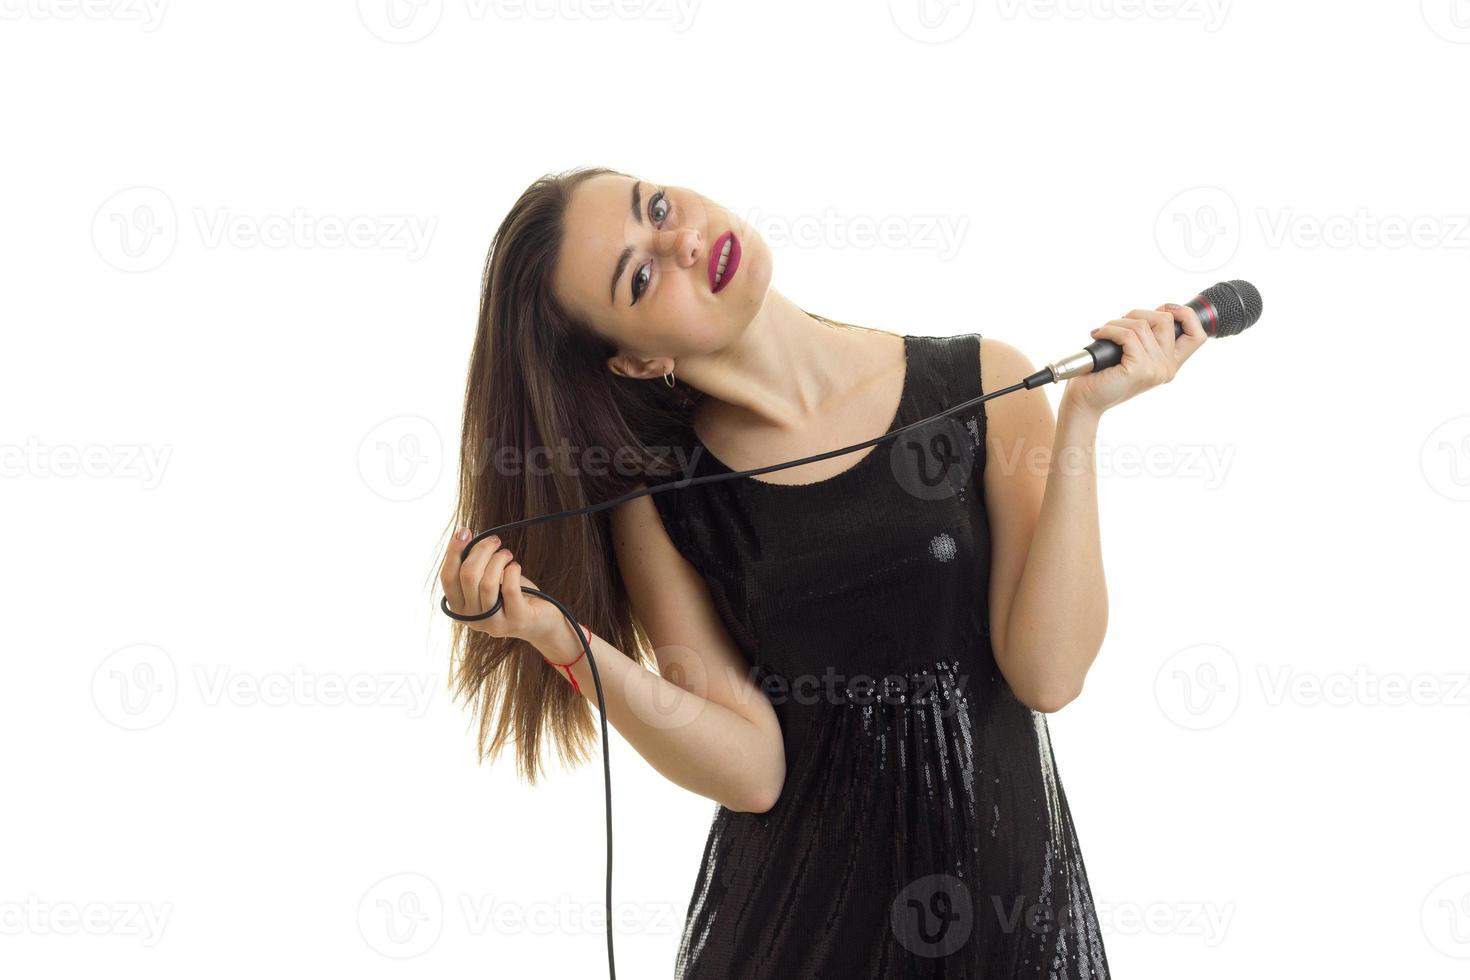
left=441, top=166, right=875, bottom=783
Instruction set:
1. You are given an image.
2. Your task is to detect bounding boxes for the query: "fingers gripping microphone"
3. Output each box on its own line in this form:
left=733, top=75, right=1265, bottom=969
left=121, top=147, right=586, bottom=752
left=1022, top=279, right=1263, bottom=388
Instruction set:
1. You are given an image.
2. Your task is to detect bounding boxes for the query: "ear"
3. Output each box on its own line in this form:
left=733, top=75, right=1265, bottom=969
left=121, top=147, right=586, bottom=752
left=606, top=353, right=673, bottom=382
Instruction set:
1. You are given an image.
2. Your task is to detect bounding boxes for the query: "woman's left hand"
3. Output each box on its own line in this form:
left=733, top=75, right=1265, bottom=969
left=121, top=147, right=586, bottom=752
left=440, top=529, right=566, bottom=651
left=1060, top=303, right=1208, bottom=418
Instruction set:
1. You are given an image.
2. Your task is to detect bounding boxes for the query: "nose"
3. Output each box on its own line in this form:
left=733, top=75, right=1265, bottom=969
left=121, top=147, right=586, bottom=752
left=655, top=224, right=703, bottom=269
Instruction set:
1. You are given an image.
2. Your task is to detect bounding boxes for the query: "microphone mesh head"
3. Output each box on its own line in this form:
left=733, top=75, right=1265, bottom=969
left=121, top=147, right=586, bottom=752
left=1200, top=279, right=1262, bottom=337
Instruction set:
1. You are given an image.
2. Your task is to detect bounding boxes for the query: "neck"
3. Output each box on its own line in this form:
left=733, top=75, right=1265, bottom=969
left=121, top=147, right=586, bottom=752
left=682, top=289, right=870, bottom=432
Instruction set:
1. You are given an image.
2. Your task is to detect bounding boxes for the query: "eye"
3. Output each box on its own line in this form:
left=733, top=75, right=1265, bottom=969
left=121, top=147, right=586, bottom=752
left=632, top=190, right=669, bottom=304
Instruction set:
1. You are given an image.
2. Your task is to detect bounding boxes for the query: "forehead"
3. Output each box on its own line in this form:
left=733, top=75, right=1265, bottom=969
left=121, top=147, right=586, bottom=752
left=557, top=173, right=637, bottom=313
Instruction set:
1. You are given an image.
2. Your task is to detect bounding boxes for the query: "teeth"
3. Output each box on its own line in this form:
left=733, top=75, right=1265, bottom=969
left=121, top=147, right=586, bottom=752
left=714, top=238, right=733, bottom=286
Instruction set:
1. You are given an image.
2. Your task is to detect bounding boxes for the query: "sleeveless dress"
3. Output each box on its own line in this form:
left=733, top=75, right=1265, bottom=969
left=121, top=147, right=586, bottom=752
left=649, top=332, right=1110, bottom=979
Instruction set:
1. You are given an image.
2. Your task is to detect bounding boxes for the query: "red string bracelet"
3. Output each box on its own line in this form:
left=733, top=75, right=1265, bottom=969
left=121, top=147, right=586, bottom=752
left=542, top=622, right=590, bottom=693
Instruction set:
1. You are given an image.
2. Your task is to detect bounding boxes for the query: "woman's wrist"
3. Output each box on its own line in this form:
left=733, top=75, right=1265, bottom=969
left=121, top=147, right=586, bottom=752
left=532, top=622, right=591, bottom=692
left=526, top=619, right=581, bottom=661
left=1058, top=387, right=1103, bottom=429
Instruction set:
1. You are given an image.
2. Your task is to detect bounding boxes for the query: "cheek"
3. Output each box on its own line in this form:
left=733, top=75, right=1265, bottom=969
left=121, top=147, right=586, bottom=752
left=655, top=274, right=707, bottom=324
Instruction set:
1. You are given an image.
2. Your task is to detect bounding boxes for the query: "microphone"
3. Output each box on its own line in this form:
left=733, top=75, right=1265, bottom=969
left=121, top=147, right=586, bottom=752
left=1023, top=279, right=1263, bottom=389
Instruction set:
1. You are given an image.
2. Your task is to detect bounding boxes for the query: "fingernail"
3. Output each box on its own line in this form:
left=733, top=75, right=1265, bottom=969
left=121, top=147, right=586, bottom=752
left=1164, top=303, right=1182, bottom=311
left=456, top=528, right=471, bottom=541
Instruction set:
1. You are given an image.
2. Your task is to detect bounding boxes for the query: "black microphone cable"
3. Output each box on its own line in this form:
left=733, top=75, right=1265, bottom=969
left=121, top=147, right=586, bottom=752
left=439, top=279, right=1262, bottom=980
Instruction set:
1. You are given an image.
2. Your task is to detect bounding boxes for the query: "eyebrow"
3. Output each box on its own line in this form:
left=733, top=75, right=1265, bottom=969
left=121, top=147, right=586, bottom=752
left=609, top=180, right=644, bottom=304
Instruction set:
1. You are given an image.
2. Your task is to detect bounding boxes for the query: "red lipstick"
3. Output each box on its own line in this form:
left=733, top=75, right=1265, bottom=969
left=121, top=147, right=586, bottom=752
left=708, top=231, right=740, bottom=294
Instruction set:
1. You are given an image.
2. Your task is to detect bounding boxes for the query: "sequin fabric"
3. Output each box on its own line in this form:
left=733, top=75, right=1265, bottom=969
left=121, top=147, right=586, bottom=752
left=650, top=333, right=1109, bottom=978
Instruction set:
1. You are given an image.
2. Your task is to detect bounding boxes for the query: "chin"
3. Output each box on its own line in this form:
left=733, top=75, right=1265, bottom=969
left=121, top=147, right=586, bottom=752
left=729, top=237, right=772, bottom=309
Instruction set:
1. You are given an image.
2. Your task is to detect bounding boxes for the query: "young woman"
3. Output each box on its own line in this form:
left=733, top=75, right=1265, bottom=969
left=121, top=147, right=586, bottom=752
left=438, top=166, right=1207, bottom=977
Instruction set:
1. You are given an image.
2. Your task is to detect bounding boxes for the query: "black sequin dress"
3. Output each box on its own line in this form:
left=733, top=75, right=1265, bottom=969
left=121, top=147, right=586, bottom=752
left=649, top=333, right=1109, bottom=978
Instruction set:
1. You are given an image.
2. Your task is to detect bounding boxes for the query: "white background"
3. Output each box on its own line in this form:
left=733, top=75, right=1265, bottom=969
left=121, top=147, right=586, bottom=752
left=3, top=1, right=1468, bottom=976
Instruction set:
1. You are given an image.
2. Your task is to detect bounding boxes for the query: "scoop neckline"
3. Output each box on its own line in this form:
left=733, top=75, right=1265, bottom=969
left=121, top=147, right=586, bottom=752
left=690, top=333, right=913, bottom=490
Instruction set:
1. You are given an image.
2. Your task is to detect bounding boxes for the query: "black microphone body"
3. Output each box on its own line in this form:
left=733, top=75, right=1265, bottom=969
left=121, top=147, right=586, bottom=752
left=1023, top=279, right=1263, bottom=389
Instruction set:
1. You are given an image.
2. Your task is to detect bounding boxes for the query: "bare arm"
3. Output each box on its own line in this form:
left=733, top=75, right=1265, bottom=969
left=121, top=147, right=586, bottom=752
left=980, top=337, right=1108, bottom=712
left=530, top=490, right=786, bottom=813
left=978, top=305, right=1207, bottom=710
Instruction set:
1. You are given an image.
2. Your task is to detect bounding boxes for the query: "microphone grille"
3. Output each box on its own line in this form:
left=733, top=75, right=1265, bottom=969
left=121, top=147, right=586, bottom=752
left=1199, top=279, right=1263, bottom=338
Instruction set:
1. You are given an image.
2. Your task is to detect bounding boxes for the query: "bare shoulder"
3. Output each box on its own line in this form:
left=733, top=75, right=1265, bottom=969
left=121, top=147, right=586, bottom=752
left=978, top=336, right=1037, bottom=397
left=977, top=336, right=1056, bottom=472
